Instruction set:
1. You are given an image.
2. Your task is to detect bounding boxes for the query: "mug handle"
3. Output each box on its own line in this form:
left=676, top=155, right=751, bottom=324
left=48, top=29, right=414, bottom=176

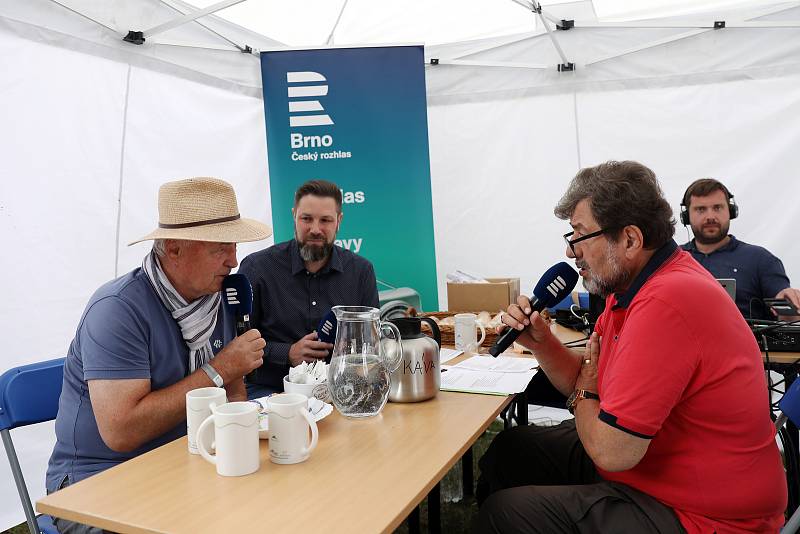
left=197, top=414, right=217, bottom=466
left=476, top=321, right=486, bottom=347
left=299, top=408, right=319, bottom=457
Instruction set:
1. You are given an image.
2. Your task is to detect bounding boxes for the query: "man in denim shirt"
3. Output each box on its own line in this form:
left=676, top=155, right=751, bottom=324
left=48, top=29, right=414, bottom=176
left=240, top=180, right=379, bottom=397
left=680, top=178, right=800, bottom=320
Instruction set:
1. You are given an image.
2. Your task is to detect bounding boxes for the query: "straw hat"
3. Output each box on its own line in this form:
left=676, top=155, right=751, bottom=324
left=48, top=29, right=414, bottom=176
left=129, top=177, right=272, bottom=245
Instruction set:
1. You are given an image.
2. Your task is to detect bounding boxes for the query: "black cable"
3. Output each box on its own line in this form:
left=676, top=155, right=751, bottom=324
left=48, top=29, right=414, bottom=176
left=749, top=297, right=760, bottom=321
left=563, top=336, right=589, bottom=348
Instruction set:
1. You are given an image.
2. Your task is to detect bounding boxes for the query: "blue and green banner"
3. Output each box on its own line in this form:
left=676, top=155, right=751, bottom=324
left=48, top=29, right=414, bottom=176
left=260, top=45, right=438, bottom=310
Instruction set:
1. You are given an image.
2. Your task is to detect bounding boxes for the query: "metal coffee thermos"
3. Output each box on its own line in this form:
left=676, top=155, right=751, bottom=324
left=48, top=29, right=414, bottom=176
left=387, top=317, right=441, bottom=403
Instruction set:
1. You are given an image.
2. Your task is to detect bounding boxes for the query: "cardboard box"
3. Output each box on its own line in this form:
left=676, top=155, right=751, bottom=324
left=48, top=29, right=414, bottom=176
left=446, top=278, right=520, bottom=313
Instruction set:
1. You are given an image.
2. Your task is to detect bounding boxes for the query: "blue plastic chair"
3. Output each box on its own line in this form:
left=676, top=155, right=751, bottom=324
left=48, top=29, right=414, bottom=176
left=778, top=379, right=800, bottom=533
left=0, top=358, right=64, bottom=534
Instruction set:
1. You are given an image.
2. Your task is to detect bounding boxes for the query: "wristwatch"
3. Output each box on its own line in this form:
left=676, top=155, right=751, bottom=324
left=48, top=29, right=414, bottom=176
left=566, top=389, right=599, bottom=414
left=201, top=363, right=224, bottom=387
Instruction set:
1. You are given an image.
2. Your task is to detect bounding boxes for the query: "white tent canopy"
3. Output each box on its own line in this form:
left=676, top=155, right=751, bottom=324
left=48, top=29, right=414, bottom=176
left=2, top=0, right=800, bottom=528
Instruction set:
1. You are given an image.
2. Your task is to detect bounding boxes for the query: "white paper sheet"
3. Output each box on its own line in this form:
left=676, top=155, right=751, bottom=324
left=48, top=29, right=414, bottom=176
left=451, top=355, right=538, bottom=373
left=439, top=348, right=463, bottom=364
left=440, top=355, right=537, bottom=395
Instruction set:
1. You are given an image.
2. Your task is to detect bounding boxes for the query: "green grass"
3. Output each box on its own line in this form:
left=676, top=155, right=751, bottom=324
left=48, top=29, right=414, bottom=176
left=2, top=524, right=30, bottom=534
left=393, top=420, right=502, bottom=534
left=2, top=421, right=503, bottom=534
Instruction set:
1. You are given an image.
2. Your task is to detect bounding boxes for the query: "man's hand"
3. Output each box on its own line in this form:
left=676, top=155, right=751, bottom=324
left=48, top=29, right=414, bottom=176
left=496, top=295, right=556, bottom=352
left=210, top=329, right=265, bottom=383
left=575, top=332, right=599, bottom=392
left=775, top=288, right=800, bottom=319
left=289, top=332, right=334, bottom=366
left=225, top=378, right=247, bottom=402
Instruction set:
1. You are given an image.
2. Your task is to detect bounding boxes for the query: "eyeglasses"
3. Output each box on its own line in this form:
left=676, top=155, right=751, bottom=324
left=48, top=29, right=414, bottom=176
left=563, top=228, right=615, bottom=254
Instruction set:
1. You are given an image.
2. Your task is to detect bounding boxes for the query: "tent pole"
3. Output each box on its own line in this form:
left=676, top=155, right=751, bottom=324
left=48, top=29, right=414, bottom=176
left=508, top=0, right=572, bottom=68
left=585, top=28, right=710, bottom=66
left=530, top=1, right=571, bottom=68
left=46, top=0, right=118, bottom=33
left=114, top=66, right=132, bottom=279
left=143, top=0, right=249, bottom=39
left=429, top=59, right=547, bottom=70
left=447, top=31, right=542, bottom=61
left=157, top=0, right=253, bottom=52
left=326, top=0, right=350, bottom=45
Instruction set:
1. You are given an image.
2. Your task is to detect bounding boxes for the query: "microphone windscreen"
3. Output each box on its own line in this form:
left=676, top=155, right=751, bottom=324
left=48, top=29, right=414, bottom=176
left=531, top=262, right=580, bottom=308
left=222, top=273, right=253, bottom=316
left=316, top=309, right=338, bottom=344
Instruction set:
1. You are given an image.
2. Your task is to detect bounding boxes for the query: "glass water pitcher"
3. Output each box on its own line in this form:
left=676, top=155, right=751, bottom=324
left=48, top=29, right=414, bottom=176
left=327, top=306, right=403, bottom=418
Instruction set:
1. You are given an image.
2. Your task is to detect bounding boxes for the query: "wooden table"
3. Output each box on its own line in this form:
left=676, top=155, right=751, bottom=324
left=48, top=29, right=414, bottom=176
left=37, top=389, right=512, bottom=534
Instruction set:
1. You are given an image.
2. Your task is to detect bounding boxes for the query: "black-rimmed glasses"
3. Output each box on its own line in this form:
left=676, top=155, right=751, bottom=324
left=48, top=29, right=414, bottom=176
left=563, top=228, right=614, bottom=253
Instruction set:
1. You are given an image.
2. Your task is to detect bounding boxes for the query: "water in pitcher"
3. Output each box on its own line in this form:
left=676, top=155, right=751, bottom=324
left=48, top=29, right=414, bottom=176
left=329, top=354, right=391, bottom=418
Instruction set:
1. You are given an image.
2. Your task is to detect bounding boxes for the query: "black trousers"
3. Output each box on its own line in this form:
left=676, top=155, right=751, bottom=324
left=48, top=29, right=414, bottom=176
left=476, top=420, right=686, bottom=534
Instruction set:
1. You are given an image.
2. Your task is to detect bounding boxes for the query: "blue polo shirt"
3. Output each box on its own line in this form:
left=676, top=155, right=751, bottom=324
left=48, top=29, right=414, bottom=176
left=46, top=268, right=233, bottom=492
left=682, top=235, right=790, bottom=319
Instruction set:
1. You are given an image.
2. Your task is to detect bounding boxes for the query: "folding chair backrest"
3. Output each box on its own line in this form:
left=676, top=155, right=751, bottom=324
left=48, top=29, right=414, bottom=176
left=781, top=380, right=800, bottom=429
left=0, top=358, right=64, bottom=431
left=779, top=380, right=800, bottom=533
left=0, top=358, right=65, bottom=534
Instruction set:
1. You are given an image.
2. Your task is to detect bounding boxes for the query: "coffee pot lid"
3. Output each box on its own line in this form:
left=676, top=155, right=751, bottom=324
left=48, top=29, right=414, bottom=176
left=390, top=317, right=423, bottom=338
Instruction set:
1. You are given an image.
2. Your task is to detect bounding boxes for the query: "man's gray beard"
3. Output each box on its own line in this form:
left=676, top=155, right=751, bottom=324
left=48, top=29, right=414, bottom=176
left=299, top=241, right=333, bottom=262
left=692, top=221, right=729, bottom=245
left=583, top=241, right=630, bottom=298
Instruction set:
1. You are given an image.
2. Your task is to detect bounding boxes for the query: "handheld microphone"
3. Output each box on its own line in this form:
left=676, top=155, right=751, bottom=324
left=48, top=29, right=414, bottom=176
left=489, top=262, right=579, bottom=357
left=222, top=273, right=253, bottom=336
left=222, top=273, right=256, bottom=379
left=316, top=309, right=338, bottom=362
left=316, top=309, right=338, bottom=345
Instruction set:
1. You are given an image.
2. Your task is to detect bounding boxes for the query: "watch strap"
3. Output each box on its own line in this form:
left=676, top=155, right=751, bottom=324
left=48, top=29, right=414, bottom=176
left=582, top=390, right=600, bottom=401
left=201, top=363, right=224, bottom=387
left=566, top=389, right=599, bottom=414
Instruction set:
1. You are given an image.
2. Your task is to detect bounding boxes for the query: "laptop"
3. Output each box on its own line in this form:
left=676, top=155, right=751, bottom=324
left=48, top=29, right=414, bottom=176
left=716, top=278, right=736, bottom=301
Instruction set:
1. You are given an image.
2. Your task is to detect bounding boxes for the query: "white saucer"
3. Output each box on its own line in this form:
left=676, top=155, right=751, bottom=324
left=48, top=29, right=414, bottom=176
left=258, top=398, right=333, bottom=439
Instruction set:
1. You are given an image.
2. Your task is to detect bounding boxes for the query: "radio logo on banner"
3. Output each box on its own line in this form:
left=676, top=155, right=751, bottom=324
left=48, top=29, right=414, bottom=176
left=286, top=70, right=351, bottom=160
left=287, top=71, right=333, bottom=127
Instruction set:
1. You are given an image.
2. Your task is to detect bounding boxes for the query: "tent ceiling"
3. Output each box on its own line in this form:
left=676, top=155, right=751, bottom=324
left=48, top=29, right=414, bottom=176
left=184, top=0, right=781, bottom=46
left=2, top=0, right=799, bottom=98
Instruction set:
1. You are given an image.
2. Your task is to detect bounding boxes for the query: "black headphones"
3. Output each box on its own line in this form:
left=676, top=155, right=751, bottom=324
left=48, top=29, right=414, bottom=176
left=679, top=179, right=738, bottom=226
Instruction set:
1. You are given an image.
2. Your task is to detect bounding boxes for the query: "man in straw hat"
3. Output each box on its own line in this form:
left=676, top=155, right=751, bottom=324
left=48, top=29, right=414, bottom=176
left=46, top=178, right=271, bottom=530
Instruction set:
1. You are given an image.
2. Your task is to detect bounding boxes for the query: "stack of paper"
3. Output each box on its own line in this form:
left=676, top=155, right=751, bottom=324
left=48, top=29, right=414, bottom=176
left=440, top=355, right=538, bottom=395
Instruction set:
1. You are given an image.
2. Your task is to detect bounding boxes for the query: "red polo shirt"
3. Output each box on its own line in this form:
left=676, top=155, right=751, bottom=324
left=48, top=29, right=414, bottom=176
left=595, top=241, right=785, bottom=533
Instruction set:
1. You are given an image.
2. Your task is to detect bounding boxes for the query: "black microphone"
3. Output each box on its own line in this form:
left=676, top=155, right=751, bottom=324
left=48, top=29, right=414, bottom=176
left=316, top=309, right=338, bottom=362
left=316, top=309, right=338, bottom=345
left=222, top=273, right=253, bottom=336
left=222, top=273, right=256, bottom=379
left=489, top=262, right=579, bottom=357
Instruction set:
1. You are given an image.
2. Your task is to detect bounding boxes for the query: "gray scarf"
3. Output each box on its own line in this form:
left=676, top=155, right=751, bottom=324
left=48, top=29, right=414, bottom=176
left=142, top=250, right=221, bottom=373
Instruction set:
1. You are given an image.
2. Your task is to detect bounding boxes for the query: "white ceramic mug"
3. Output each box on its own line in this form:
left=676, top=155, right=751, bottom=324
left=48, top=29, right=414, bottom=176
left=283, top=375, right=331, bottom=403
left=454, top=313, right=486, bottom=353
left=267, top=393, right=319, bottom=465
left=197, top=402, right=260, bottom=476
left=186, top=387, right=227, bottom=455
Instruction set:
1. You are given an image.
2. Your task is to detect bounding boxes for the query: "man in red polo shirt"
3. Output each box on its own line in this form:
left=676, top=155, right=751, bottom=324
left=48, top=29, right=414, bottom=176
left=476, top=161, right=785, bottom=533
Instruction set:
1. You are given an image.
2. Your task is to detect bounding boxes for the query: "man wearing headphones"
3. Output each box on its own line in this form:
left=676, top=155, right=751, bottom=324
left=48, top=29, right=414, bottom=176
left=680, top=178, right=800, bottom=319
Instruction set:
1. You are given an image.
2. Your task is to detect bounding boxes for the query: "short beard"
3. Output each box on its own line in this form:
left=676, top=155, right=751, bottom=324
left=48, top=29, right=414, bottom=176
left=582, top=240, right=630, bottom=298
left=299, top=241, right=333, bottom=262
left=692, top=221, right=729, bottom=246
